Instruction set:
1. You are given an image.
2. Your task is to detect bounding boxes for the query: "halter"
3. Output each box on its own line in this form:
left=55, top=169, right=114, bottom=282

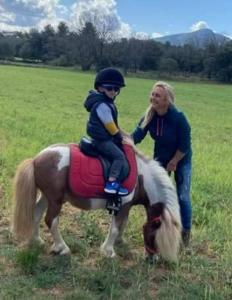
left=145, top=244, right=158, bottom=255
left=151, top=216, right=161, bottom=224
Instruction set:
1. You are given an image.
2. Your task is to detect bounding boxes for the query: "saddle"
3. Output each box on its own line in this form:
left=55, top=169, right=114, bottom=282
left=69, top=138, right=137, bottom=198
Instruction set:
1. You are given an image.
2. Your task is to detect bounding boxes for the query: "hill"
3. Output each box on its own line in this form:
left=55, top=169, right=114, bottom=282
left=155, top=28, right=230, bottom=48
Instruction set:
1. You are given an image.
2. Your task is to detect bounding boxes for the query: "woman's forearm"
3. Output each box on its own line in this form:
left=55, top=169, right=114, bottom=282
left=166, top=150, right=185, bottom=171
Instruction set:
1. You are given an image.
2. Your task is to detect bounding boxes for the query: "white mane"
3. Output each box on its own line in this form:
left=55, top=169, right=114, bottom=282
left=136, top=154, right=180, bottom=220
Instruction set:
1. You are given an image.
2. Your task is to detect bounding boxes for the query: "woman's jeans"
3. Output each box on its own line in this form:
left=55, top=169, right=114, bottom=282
left=174, top=161, right=192, bottom=231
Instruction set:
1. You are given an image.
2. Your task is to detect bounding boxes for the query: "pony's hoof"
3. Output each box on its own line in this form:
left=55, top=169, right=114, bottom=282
left=59, top=247, right=71, bottom=256
left=145, top=254, right=159, bottom=265
left=35, top=237, right=45, bottom=246
left=100, top=245, right=116, bottom=258
left=115, top=237, right=125, bottom=246
left=50, top=244, right=70, bottom=255
left=28, top=237, right=45, bottom=247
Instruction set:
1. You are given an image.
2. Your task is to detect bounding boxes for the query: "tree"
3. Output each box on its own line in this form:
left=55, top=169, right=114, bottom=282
left=41, top=25, right=57, bottom=62
left=215, top=42, right=232, bottom=82
left=175, top=44, right=203, bottom=74
left=19, top=29, right=43, bottom=61
left=76, top=22, right=99, bottom=70
left=51, top=22, right=71, bottom=66
left=203, top=57, right=217, bottom=79
left=127, top=38, right=144, bottom=72
left=57, top=22, right=69, bottom=37
left=109, top=38, right=130, bottom=74
left=140, top=40, right=162, bottom=71
left=0, top=41, right=14, bottom=59
left=159, top=58, right=179, bottom=74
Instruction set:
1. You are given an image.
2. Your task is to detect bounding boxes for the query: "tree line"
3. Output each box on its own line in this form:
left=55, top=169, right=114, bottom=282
left=1, top=21, right=232, bottom=83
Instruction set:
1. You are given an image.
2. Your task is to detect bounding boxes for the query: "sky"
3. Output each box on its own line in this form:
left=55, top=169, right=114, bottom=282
left=0, top=0, right=232, bottom=39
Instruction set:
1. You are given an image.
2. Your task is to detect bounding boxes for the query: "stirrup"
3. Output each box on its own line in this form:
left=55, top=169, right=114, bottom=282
left=105, top=195, right=122, bottom=216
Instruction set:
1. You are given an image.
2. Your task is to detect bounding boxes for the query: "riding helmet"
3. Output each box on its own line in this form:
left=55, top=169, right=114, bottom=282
left=94, top=68, right=126, bottom=89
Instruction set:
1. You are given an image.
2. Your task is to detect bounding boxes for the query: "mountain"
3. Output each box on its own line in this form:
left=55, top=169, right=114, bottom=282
left=155, top=28, right=230, bottom=48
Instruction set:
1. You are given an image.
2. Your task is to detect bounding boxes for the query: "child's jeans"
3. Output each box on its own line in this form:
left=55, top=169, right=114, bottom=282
left=93, top=139, right=127, bottom=180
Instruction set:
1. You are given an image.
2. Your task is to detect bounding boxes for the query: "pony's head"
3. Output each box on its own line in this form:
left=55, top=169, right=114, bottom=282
left=134, top=154, right=182, bottom=262
left=143, top=202, right=165, bottom=256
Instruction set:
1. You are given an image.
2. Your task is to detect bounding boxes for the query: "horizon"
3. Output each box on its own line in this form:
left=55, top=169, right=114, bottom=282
left=0, top=1, right=231, bottom=39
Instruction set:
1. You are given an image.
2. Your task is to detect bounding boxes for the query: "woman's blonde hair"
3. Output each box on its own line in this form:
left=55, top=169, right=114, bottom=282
left=141, top=81, right=175, bottom=129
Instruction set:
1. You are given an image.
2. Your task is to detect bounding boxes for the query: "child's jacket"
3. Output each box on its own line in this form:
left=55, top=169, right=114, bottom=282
left=84, top=90, right=118, bottom=141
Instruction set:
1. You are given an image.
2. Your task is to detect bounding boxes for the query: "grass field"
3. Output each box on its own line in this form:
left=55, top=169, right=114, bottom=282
left=0, top=65, right=232, bottom=299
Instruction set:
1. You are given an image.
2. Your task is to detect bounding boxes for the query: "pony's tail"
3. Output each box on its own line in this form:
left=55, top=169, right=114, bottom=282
left=12, top=159, right=37, bottom=241
left=156, top=207, right=182, bottom=262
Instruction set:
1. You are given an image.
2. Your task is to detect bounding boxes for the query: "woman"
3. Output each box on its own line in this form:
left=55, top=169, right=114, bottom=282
left=131, top=81, right=192, bottom=246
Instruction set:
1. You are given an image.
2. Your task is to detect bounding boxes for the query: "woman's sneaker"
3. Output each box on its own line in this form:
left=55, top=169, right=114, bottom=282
left=104, top=181, right=129, bottom=196
left=182, top=229, right=191, bottom=247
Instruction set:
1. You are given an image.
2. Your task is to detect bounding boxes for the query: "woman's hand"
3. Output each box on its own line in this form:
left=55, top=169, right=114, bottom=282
left=166, top=150, right=185, bottom=172
left=122, top=135, right=134, bottom=146
left=166, top=159, right=177, bottom=172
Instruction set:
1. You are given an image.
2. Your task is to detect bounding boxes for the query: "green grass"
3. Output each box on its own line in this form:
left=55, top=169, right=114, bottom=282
left=0, top=65, right=232, bottom=299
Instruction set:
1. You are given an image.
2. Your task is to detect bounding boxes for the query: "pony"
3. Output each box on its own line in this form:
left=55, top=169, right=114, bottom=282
left=12, top=143, right=182, bottom=262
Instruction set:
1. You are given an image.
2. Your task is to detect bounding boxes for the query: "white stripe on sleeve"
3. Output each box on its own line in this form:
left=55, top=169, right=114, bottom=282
left=96, top=103, right=114, bottom=124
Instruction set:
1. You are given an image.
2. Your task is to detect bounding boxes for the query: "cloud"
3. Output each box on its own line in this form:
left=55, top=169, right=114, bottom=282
left=133, top=31, right=149, bottom=40
left=151, top=32, right=163, bottom=39
left=0, top=0, right=66, bottom=31
left=190, top=21, right=209, bottom=32
left=114, top=22, right=132, bottom=39
left=0, top=4, right=15, bottom=23
left=13, top=0, right=59, bottom=16
left=69, top=0, right=132, bottom=39
left=0, top=0, right=132, bottom=38
left=0, top=22, right=30, bottom=32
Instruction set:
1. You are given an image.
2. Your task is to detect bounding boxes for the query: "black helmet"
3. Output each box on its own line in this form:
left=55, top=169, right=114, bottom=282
left=94, top=68, right=126, bottom=89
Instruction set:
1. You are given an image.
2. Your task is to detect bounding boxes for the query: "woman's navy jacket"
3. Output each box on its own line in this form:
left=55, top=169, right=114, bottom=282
left=132, top=105, right=192, bottom=167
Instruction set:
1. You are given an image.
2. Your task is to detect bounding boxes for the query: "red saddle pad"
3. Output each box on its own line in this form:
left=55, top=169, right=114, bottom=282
left=69, top=144, right=137, bottom=198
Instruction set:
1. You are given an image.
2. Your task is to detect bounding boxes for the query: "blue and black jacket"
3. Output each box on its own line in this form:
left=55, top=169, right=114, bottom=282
left=84, top=90, right=118, bottom=141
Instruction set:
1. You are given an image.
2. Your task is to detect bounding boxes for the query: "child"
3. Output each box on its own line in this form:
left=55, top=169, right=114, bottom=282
left=84, top=68, right=128, bottom=196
